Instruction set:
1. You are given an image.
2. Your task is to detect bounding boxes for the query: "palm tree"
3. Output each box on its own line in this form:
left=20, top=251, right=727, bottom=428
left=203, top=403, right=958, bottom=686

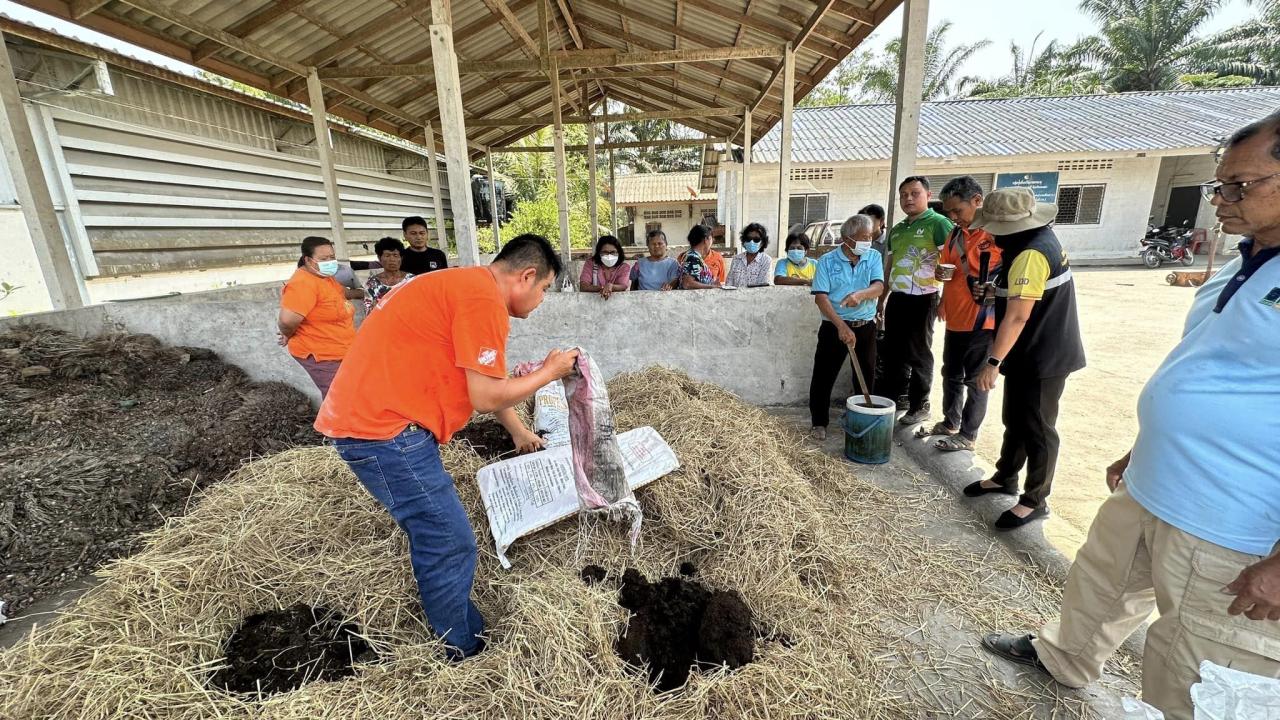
left=969, top=32, right=1105, bottom=98
left=816, top=20, right=990, bottom=104
left=1191, top=0, right=1280, bottom=84
left=1069, top=0, right=1225, bottom=92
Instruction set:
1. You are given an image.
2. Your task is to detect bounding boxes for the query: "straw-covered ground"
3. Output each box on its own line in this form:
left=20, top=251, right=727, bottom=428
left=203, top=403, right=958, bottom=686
left=0, top=368, right=1133, bottom=719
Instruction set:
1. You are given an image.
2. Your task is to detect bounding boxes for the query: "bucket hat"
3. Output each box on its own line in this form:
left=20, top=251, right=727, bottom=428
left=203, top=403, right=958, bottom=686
left=970, top=187, right=1058, bottom=235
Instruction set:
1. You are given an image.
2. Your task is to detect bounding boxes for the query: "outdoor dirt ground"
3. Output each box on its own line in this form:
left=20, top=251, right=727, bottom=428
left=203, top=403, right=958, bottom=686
left=921, top=266, right=1201, bottom=558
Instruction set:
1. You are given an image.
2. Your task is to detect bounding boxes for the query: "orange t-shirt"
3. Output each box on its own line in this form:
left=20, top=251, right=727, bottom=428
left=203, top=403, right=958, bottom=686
left=706, top=250, right=727, bottom=283
left=280, top=267, right=356, bottom=361
left=314, top=266, right=510, bottom=442
left=939, top=227, right=1002, bottom=332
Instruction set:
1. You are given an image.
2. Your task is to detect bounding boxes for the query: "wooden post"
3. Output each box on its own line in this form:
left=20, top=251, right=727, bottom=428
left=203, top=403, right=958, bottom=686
left=587, top=118, right=600, bottom=238
left=605, top=93, right=617, bottom=236
left=887, top=0, right=928, bottom=227
left=549, top=55, right=572, bottom=273
left=306, top=68, right=347, bottom=259
left=422, top=121, right=448, bottom=251
left=430, top=0, right=480, bottom=266
left=486, top=147, right=502, bottom=250
left=739, top=107, right=751, bottom=251
left=0, top=28, right=84, bottom=308
left=775, top=43, right=794, bottom=247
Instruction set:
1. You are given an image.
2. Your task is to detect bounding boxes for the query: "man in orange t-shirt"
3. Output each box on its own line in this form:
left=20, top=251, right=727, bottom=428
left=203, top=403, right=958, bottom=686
left=705, top=246, right=728, bottom=284
left=921, top=177, right=1003, bottom=452
left=315, top=234, right=578, bottom=660
left=278, top=236, right=357, bottom=398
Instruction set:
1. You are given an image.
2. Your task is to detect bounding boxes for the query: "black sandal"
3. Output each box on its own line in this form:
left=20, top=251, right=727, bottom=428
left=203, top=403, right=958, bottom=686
left=995, top=504, right=1049, bottom=531
left=980, top=633, right=1050, bottom=675
left=963, top=478, right=1018, bottom=497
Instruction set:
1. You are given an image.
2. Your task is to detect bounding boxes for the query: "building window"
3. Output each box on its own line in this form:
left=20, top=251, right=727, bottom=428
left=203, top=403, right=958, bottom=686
left=788, top=193, right=829, bottom=228
left=1056, top=185, right=1106, bottom=225
left=642, top=208, right=682, bottom=220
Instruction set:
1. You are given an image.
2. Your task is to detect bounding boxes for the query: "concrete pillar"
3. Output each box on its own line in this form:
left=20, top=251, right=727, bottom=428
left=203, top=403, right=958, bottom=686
left=0, top=28, right=84, bottom=309
left=587, top=119, right=599, bottom=238
left=486, top=147, right=501, bottom=250
left=887, top=0, right=929, bottom=227
left=305, top=68, right=347, bottom=259
left=430, top=1, right=481, bottom=266
left=605, top=92, right=617, bottom=237
left=422, top=121, right=448, bottom=251
left=549, top=56, right=572, bottom=273
left=775, top=43, right=794, bottom=248
left=739, top=107, right=751, bottom=251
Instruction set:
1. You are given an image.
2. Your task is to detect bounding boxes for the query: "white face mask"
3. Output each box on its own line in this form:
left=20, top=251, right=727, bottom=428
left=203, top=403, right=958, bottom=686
left=601, top=253, right=619, bottom=268
left=845, top=240, right=872, bottom=255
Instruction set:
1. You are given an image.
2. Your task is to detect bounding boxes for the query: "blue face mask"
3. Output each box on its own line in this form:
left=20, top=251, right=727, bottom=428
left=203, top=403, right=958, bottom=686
left=316, top=260, right=340, bottom=277
left=743, top=240, right=761, bottom=254
left=787, top=249, right=807, bottom=265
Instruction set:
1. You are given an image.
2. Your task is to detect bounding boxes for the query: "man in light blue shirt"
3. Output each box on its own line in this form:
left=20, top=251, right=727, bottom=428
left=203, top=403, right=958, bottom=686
left=807, top=214, right=885, bottom=440
left=981, top=111, right=1280, bottom=720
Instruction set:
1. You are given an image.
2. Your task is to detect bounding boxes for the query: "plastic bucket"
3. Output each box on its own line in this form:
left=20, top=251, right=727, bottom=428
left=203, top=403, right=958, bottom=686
left=843, top=395, right=896, bottom=464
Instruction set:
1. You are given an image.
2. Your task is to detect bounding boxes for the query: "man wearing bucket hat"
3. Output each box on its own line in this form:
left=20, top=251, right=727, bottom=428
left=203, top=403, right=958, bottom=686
left=981, top=111, right=1280, bottom=720
left=962, top=186, right=1085, bottom=531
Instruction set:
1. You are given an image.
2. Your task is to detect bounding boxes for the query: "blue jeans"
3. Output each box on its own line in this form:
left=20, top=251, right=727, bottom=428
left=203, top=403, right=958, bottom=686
left=334, top=427, right=484, bottom=658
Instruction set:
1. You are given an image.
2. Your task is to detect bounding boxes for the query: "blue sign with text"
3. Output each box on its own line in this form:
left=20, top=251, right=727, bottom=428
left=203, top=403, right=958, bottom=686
left=996, top=172, right=1061, bottom=204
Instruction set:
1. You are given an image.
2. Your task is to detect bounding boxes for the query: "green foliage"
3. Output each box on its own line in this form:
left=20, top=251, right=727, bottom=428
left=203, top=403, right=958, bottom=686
left=0, top=281, right=22, bottom=302
left=1176, top=72, right=1256, bottom=88
left=1190, top=0, right=1280, bottom=84
left=475, top=191, right=613, bottom=254
left=1070, top=0, right=1226, bottom=91
left=968, top=32, right=1106, bottom=98
left=812, top=20, right=990, bottom=103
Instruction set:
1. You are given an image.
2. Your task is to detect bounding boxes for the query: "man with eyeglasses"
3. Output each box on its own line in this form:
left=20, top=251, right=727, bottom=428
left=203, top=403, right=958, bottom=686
left=980, top=112, right=1280, bottom=718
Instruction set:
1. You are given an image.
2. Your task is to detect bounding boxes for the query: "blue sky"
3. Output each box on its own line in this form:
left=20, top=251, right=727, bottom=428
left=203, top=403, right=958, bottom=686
left=864, top=0, right=1259, bottom=81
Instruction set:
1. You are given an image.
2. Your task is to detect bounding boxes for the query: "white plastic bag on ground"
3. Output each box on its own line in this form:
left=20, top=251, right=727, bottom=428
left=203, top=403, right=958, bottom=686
left=476, top=426, right=679, bottom=568
left=1123, top=697, right=1166, bottom=719
left=1191, top=661, right=1280, bottom=719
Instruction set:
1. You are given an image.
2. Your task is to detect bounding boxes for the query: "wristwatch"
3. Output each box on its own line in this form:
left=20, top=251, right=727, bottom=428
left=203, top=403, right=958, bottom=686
left=986, top=356, right=1003, bottom=368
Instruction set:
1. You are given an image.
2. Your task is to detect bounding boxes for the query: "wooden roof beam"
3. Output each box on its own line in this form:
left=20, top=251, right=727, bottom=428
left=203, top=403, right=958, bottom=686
left=191, top=0, right=310, bottom=63
left=466, top=104, right=744, bottom=127
left=745, top=0, right=837, bottom=116
left=271, top=0, right=432, bottom=86
left=603, top=85, right=737, bottom=136
left=679, top=0, right=848, bottom=59
left=112, top=0, right=307, bottom=75
left=480, top=0, right=541, bottom=58
left=491, top=136, right=724, bottom=153
left=830, top=0, right=875, bottom=25
left=69, top=0, right=108, bottom=18
left=774, top=5, right=859, bottom=48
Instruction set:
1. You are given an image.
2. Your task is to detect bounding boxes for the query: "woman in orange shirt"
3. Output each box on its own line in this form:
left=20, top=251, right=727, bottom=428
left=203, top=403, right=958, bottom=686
left=277, top=236, right=357, bottom=398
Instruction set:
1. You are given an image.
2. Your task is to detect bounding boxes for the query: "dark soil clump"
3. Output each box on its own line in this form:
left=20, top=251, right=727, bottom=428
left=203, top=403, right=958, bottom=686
left=678, top=561, right=697, bottom=577
left=211, top=604, right=372, bottom=696
left=580, top=565, right=607, bottom=585
left=0, top=325, right=318, bottom=615
left=612, top=568, right=754, bottom=691
left=452, top=419, right=515, bottom=461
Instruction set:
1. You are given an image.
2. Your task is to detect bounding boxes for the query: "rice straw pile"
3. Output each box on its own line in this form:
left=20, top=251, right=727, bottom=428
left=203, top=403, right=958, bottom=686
left=0, top=368, right=1129, bottom=719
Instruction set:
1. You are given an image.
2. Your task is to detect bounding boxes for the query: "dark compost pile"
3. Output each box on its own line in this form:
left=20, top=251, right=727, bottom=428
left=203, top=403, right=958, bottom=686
left=210, top=604, right=373, bottom=696
left=0, top=324, right=318, bottom=615
left=592, top=566, right=755, bottom=692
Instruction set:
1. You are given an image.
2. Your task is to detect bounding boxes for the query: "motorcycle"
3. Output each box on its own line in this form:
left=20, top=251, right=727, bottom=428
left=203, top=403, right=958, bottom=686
left=1140, top=221, right=1196, bottom=269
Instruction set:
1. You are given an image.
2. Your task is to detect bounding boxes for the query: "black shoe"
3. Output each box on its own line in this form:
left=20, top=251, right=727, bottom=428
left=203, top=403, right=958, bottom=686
left=963, top=478, right=1018, bottom=497
left=981, top=633, right=1050, bottom=675
left=995, top=504, right=1049, bottom=531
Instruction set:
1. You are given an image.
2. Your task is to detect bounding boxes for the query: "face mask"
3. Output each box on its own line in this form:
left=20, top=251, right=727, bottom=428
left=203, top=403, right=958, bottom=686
left=316, top=260, right=340, bottom=276
left=847, top=240, right=872, bottom=256
left=601, top=253, right=619, bottom=268
left=743, top=240, right=761, bottom=253
left=787, top=249, right=807, bottom=265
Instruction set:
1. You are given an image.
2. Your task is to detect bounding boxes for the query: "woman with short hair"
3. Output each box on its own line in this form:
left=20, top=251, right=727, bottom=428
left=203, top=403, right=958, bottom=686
left=775, top=232, right=818, bottom=286
left=726, top=222, right=774, bottom=287
left=278, top=236, right=356, bottom=398
left=363, top=236, right=415, bottom=311
left=579, top=235, right=631, bottom=300
left=679, top=224, right=722, bottom=289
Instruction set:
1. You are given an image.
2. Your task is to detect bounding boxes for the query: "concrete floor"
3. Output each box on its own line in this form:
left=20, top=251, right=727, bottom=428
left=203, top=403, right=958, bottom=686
left=770, top=408, right=1141, bottom=718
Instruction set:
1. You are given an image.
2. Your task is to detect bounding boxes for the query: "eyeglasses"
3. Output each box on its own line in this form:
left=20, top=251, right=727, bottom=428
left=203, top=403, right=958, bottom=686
left=1200, top=172, right=1280, bottom=203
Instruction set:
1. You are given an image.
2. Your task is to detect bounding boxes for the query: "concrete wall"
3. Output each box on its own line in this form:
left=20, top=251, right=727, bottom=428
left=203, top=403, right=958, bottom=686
left=725, top=153, right=1181, bottom=261
left=0, top=283, right=841, bottom=409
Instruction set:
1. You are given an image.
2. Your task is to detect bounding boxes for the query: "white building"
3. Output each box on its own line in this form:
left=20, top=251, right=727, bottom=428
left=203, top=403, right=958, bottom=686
left=614, top=171, right=718, bottom=246
left=718, top=88, right=1280, bottom=260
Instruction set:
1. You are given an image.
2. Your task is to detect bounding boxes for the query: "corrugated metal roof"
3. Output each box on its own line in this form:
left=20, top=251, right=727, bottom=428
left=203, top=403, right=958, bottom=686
left=615, top=171, right=715, bottom=204
left=753, top=88, right=1280, bottom=163
left=8, top=0, right=900, bottom=155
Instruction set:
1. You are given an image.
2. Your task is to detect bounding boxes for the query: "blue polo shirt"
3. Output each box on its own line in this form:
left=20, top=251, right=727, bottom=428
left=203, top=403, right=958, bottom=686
left=811, top=247, right=884, bottom=322
left=1124, top=240, right=1280, bottom=556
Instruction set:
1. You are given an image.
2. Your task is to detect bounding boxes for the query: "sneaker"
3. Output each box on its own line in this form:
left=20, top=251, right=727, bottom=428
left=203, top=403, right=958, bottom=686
left=901, top=405, right=931, bottom=425
left=810, top=426, right=828, bottom=441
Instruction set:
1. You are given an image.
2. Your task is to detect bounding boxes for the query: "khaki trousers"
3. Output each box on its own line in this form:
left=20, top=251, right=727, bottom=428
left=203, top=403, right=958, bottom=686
left=1033, top=487, right=1280, bottom=720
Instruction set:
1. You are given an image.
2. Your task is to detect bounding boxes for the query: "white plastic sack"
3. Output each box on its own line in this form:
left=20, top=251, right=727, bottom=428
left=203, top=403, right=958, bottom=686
left=476, top=426, right=679, bottom=569
left=1123, top=697, right=1166, bottom=719
left=0, top=599, right=7, bottom=627
left=532, top=380, right=570, bottom=449
left=1191, top=661, right=1280, bottom=720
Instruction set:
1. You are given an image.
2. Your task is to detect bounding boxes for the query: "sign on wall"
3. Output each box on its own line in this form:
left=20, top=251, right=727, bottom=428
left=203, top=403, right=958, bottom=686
left=996, top=172, right=1061, bottom=204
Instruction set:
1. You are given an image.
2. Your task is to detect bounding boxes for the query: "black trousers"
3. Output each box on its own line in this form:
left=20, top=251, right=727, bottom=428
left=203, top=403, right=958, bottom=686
left=940, top=329, right=994, bottom=440
left=880, top=292, right=939, bottom=411
left=809, top=320, right=878, bottom=428
left=993, top=373, right=1069, bottom=509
